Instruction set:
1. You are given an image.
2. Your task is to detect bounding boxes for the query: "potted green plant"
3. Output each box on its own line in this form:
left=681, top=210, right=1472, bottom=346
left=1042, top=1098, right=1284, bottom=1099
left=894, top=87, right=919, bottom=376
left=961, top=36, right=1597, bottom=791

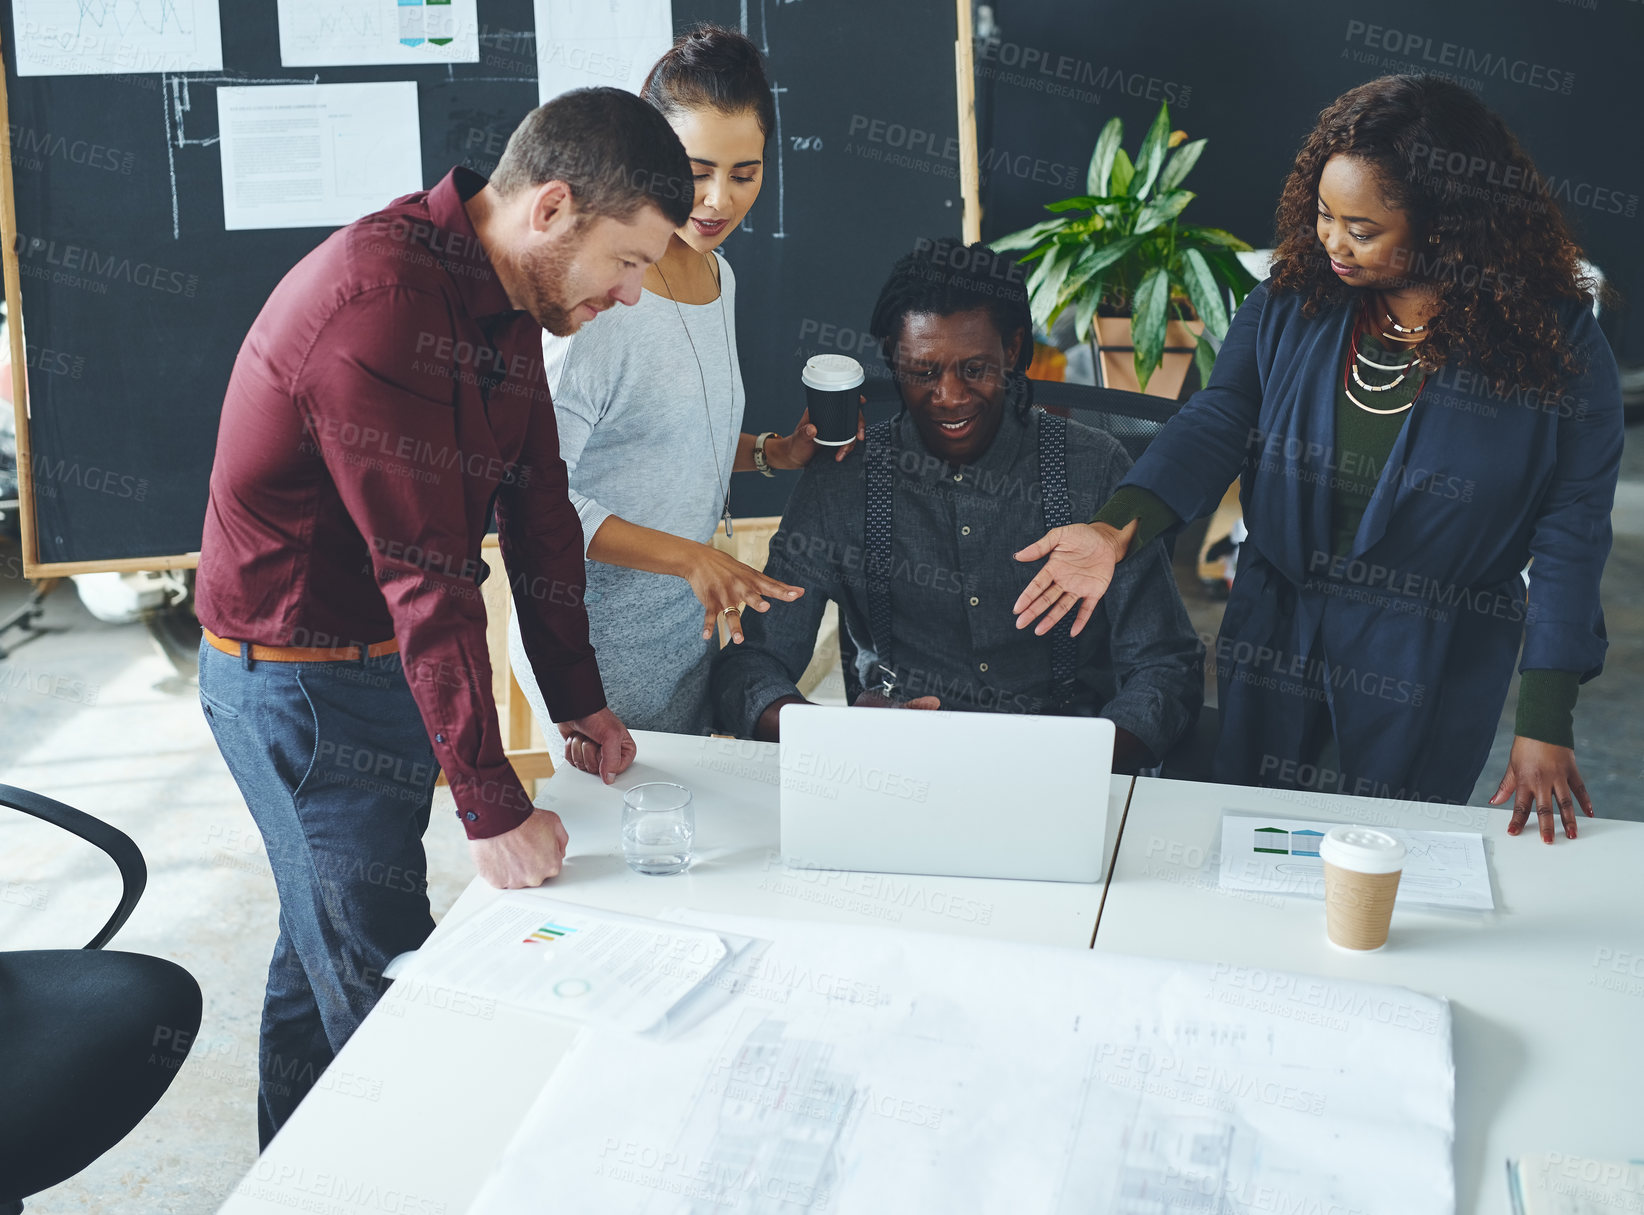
left=992, top=102, right=1259, bottom=396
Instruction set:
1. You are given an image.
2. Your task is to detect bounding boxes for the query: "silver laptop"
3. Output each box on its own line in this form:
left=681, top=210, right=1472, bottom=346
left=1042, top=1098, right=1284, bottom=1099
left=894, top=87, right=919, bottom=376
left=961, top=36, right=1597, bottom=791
left=779, top=705, right=1115, bottom=883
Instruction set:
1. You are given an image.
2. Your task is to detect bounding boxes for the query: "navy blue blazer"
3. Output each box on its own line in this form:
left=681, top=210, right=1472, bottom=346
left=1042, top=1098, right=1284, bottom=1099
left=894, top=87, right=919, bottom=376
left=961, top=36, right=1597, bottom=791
left=1123, top=282, right=1623, bottom=802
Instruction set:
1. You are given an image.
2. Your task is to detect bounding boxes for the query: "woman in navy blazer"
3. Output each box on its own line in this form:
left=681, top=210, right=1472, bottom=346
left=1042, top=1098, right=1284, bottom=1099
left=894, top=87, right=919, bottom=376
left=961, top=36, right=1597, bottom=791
left=1013, top=75, right=1622, bottom=843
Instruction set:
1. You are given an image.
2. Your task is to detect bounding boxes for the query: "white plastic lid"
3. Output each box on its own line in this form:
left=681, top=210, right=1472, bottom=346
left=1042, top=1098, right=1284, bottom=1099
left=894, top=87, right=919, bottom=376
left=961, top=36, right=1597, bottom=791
left=1319, top=825, right=1406, bottom=874
left=801, top=353, right=865, bottom=391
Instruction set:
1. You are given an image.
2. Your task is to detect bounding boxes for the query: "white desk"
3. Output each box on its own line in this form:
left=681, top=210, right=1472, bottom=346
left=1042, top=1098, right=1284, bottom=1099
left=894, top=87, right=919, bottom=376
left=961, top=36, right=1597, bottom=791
left=217, top=731, right=1132, bottom=1214
left=1097, top=776, right=1644, bottom=1215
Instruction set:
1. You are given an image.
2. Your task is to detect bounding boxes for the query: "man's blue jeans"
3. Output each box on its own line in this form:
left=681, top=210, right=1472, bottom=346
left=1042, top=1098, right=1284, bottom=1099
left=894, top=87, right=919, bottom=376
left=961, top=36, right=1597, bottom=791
left=198, top=639, right=439, bottom=1149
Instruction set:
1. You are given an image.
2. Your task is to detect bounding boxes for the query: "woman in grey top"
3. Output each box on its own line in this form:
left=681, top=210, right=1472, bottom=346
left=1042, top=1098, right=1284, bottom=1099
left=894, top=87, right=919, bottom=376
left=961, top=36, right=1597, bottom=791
left=509, top=26, right=852, bottom=739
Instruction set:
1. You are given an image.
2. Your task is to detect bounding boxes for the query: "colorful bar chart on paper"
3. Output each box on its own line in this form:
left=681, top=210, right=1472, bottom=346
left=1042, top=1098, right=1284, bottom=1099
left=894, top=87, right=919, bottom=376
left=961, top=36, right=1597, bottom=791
left=524, top=920, right=580, bottom=945
left=426, top=0, right=454, bottom=46
left=1220, top=813, right=1494, bottom=910
left=1251, top=826, right=1325, bottom=856
left=276, top=0, right=479, bottom=66
left=398, top=0, right=424, bottom=47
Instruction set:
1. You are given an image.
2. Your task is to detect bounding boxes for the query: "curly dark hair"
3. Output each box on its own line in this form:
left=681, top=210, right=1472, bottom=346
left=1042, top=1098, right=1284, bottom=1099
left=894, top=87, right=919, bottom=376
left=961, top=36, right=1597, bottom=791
left=1269, top=74, right=1602, bottom=394
left=867, top=237, right=1034, bottom=376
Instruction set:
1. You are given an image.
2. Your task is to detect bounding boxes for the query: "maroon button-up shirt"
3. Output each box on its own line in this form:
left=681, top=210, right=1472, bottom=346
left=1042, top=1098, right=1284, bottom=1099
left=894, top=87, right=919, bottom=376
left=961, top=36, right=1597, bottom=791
left=197, top=167, right=604, bottom=839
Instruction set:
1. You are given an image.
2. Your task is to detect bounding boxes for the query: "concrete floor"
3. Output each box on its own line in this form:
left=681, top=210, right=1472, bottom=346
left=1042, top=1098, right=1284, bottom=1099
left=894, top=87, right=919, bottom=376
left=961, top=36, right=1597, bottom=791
left=1, top=424, right=1640, bottom=1213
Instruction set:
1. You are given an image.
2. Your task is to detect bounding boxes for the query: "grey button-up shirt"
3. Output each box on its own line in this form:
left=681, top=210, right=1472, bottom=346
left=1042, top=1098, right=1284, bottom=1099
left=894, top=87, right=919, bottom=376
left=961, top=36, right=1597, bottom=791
left=711, top=405, right=1204, bottom=759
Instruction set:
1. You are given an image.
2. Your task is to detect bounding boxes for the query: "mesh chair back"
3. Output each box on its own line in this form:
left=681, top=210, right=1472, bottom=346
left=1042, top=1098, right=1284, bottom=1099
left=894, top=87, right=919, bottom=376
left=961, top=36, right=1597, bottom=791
left=1030, top=381, right=1184, bottom=465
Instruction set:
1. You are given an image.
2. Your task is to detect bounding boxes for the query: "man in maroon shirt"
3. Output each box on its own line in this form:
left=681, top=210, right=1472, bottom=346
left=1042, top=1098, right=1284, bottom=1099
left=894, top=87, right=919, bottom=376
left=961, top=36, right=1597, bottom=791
left=194, top=88, right=691, bottom=1147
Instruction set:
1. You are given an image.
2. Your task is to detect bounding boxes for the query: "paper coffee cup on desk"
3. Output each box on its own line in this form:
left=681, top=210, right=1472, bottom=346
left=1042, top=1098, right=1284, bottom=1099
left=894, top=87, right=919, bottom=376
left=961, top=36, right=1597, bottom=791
left=1320, top=826, right=1405, bottom=952
left=801, top=354, right=864, bottom=445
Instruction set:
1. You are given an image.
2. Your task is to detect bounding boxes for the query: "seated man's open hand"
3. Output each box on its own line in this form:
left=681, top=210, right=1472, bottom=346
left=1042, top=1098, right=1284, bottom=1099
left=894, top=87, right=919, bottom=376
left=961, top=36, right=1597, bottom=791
left=851, top=690, right=941, bottom=711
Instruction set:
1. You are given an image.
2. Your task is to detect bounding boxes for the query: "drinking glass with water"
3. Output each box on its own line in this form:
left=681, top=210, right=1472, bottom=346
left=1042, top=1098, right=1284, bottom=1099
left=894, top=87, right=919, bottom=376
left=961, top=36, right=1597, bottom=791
left=621, top=783, right=694, bottom=875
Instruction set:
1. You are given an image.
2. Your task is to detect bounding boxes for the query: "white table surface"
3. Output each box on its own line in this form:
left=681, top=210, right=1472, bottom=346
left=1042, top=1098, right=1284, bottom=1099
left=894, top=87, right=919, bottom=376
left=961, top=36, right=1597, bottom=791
left=1096, top=776, right=1644, bottom=1215
left=217, top=731, right=1132, bottom=1214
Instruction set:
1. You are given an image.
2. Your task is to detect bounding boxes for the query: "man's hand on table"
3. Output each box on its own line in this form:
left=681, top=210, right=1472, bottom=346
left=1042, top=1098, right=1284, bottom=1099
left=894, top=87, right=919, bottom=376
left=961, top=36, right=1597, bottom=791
left=470, top=809, right=570, bottom=888
left=558, top=707, right=637, bottom=784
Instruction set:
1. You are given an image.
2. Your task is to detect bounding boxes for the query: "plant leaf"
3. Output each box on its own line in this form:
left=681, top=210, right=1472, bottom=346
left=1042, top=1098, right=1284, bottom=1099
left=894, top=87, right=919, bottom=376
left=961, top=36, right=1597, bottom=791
left=990, top=217, right=1066, bottom=252
left=1108, top=148, right=1134, bottom=198
left=1085, top=117, right=1124, bottom=196
left=1073, top=279, right=1104, bottom=343
left=1176, top=225, right=1252, bottom=251
left=1023, top=240, right=1062, bottom=296
left=1133, top=189, right=1195, bottom=236
left=1027, top=244, right=1078, bottom=329
left=1193, top=332, right=1218, bottom=388
left=1177, top=247, right=1230, bottom=340
left=1061, top=233, right=1144, bottom=299
left=1044, top=194, right=1127, bottom=213
left=1069, top=233, right=1144, bottom=278
left=1157, top=137, right=1206, bottom=194
left=1130, top=102, right=1172, bottom=200
left=1190, top=245, right=1260, bottom=301
left=1130, top=266, right=1170, bottom=391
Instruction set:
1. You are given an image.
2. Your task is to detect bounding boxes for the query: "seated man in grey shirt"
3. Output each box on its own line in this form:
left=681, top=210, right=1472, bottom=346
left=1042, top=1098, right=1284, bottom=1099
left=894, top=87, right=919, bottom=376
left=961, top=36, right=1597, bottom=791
left=712, top=238, right=1203, bottom=771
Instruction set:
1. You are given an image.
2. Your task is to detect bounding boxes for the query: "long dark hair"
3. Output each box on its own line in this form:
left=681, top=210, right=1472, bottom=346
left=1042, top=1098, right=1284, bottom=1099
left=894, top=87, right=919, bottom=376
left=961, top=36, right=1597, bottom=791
left=1269, top=74, right=1600, bottom=394
left=641, top=25, right=776, bottom=141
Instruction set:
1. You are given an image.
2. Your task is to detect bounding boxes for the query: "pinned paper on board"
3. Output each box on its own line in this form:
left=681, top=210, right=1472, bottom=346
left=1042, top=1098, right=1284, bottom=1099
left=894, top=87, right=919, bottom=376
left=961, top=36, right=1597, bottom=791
left=1219, top=812, right=1494, bottom=910
left=13, top=0, right=225, bottom=76
left=275, top=0, right=479, bottom=66
left=534, top=0, right=674, bottom=102
left=217, top=82, right=423, bottom=231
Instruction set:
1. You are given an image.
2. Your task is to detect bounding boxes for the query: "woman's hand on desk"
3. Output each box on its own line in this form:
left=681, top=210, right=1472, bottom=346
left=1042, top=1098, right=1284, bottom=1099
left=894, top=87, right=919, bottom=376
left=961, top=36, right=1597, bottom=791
left=1490, top=736, right=1594, bottom=842
left=1011, top=520, right=1138, bottom=637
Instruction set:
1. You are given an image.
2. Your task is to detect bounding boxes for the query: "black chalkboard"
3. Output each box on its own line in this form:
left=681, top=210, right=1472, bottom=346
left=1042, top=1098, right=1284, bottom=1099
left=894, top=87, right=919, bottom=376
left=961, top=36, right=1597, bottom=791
left=672, top=2, right=966, bottom=520
left=2, top=0, right=962, bottom=567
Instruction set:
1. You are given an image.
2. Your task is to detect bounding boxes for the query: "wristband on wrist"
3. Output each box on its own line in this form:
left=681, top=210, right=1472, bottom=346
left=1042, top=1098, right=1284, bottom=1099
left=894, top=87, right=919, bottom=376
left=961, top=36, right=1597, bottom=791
left=752, top=431, right=779, bottom=477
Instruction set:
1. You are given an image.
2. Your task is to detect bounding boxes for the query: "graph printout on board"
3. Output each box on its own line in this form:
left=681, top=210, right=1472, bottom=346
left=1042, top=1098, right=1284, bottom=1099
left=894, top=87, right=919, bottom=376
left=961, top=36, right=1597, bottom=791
left=1218, top=813, right=1495, bottom=911
left=276, top=0, right=479, bottom=67
left=470, top=912, right=1457, bottom=1214
left=533, top=0, right=673, bottom=102
left=14, top=0, right=225, bottom=75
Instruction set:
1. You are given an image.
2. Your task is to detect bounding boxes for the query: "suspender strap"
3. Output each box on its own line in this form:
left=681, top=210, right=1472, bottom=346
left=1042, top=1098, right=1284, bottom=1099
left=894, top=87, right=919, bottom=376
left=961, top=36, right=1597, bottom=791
left=863, top=419, right=898, bottom=694
left=863, top=411, right=1078, bottom=708
left=1035, top=410, right=1080, bottom=709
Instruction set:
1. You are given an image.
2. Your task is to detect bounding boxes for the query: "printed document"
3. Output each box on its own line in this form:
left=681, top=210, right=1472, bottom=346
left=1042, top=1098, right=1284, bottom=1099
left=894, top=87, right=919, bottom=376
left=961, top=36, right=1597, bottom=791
left=392, top=892, right=737, bottom=1034
left=469, top=912, right=1456, bottom=1214
left=1218, top=812, right=1495, bottom=910
left=277, top=0, right=479, bottom=67
left=217, top=82, right=422, bottom=231
left=14, top=0, right=224, bottom=75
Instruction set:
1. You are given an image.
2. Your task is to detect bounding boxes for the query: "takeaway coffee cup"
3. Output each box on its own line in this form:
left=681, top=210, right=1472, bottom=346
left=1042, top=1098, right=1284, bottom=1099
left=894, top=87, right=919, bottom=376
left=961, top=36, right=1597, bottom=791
left=800, top=354, right=864, bottom=446
left=1319, top=826, right=1406, bottom=952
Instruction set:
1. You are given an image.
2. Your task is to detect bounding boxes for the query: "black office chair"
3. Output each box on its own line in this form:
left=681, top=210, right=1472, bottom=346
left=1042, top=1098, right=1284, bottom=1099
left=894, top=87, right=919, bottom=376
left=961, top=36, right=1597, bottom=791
left=1030, top=380, right=1186, bottom=466
left=0, top=785, right=203, bottom=1212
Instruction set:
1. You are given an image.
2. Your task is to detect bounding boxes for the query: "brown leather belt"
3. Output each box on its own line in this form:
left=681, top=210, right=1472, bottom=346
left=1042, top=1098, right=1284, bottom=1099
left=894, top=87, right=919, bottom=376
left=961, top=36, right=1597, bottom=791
left=203, top=627, right=399, bottom=663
